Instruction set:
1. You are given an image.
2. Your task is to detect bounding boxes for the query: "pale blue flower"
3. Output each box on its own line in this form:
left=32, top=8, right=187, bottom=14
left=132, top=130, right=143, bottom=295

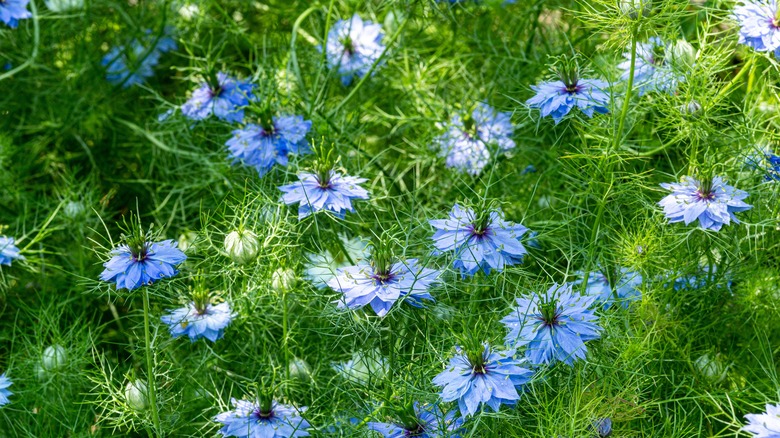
left=161, top=301, right=234, bottom=342
left=734, top=0, right=780, bottom=58
left=658, top=176, right=752, bottom=231
left=572, top=267, right=642, bottom=309
left=526, top=78, right=610, bottom=124
left=181, top=72, right=256, bottom=123
left=225, top=115, right=312, bottom=176
left=618, top=37, right=684, bottom=95
left=368, top=402, right=464, bottom=437
left=0, top=373, right=12, bottom=406
left=325, top=14, right=385, bottom=86
left=743, top=403, right=780, bottom=437
left=0, top=236, right=23, bottom=266
left=214, top=398, right=310, bottom=437
left=0, top=0, right=31, bottom=28
left=278, top=170, right=369, bottom=220
left=99, top=239, right=187, bottom=291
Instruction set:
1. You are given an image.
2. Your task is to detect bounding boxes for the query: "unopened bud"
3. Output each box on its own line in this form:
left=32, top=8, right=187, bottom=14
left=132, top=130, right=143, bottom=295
left=63, top=201, right=85, bottom=219
left=288, top=357, right=312, bottom=381
left=224, top=229, right=260, bottom=264
left=694, top=353, right=725, bottom=381
left=680, top=100, right=701, bottom=116
left=670, top=39, right=696, bottom=70
left=41, top=344, right=67, bottom=371
left=124, top=380, right=148, bottom=410
left=271, top=268, right=296, bottom=291
left=45, top=0, right=84, bottom=12
left=619, top=0, right=651, bottom=19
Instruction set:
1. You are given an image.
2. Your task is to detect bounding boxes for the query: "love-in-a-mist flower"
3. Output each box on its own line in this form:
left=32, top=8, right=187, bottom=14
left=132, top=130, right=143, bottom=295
left=99, top=226, right=187, bottom=291
left=278, top=150, right=369, bottom=219
left=102, top=28, right=177, bottom=88
left=526, top=56, right=610, bottom=124
left=305, top=234, right=370, bottom=288
left=432, top=343, right=533, bottom=417
left=747, top=148, right=780, bottom=182
left=743, top=403, right=780, bottom=437
left=328, top=239, right=440, bottom=316
left=618, top=37, right=685, bottom=95
left=225, top=114, right=312, bottom=177
left=368, top=402, right=464, bottom=438
left=432, top=103, right=516, bottom=175
left=429, top=204, right=529, bottom=277
left=161, top=289, right=234, bottom=342
left=572, top=267, right=642, bottom=309
left=734, top=0, right=780, bottom=58
left=658, top=176, right=752, bottom=231
left=0, top=236, right=23, bottom=266
left=0, top=373, right=12, bottom=406
left=214, top=398, right=310, bottom=437
left=324, top=14, right=385, bottom=86
left=501, top=283, right=602, bottom=366
left=0, top=0, right=31, bottom=28
left=181, top=72, right=256, bottom=123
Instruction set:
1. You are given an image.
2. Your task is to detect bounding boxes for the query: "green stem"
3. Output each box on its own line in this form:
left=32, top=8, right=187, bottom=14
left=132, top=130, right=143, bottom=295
left=0, top=0, right=39, bottom=82
left=142, top=290, right=162, bottom=436
left=282, top=288, right=290, bottom=376
left=710, top=57, right=755, bottom=106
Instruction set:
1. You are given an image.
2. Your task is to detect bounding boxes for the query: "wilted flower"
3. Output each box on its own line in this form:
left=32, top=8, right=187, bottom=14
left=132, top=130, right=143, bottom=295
left=305, top=235, right=370, bottom=288
left=224, top=229, right=260, bottom=265
left=225, top=115, right=312, bottom=177
left=432, top=103, right=515, bottom=175
left=100, top=238, right=187, bottom=291
left=278, top=170, right=369, bottom=220
left=432, top=344, right=534, bottom=417
left=324, top=14, right=386, bottom=86
left=0, top=373, right=12, bottom=406
left=619, top=37, right=685, bottom=95
left=527, top=56, right=610, bottom=124
left=161, top=300, right=234, bottom=342
left=572, top=267, right=642, bottom=309
left=0, top=236, right=23, bottom=266
left=181, top=72, right=256, bottom=123
left=41, top=344, right=67, bottom=371
left=368, top=402, right=464, bottom=438
left=102, top=29, right=177, bottom=88
left=328, top=258, right=440, bottom=317
left=125, top=379, right=148, bottom=410
left=501, top=283, right=602, bottom=366
left=658, top=176, right=752, bottom=231
left=734, top=0, right=780, bottom=58
left=214, top=398, right=310, bottom=437
left=334, top=349, right=388, bottom=385
left=429, top=204, right=529, bottom=277
left=743, top=403, right=780, bottom=437
left=0, top=0, right=31, bottom=28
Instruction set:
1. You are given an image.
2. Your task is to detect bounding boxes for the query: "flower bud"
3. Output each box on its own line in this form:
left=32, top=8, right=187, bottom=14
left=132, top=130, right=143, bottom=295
left=619, top=0, right=651, bottom=19
left=680, top=100, right=701, bottom=116
left=124, top=380, right=148, bottom=410
left=178, top=231, right=198, bottom=253
left=224, top=229, right=260, bottom=265
left=178, top=4, right=199, bottom=20
left=288, top=357, right=312, bottom=381
left=45, top=0, right=84, bottom=12
left=41, top=344, right=67, bottom=371
left=63, top=201, right=85, bottom=219
left=694, top=353, right=725, bottom=381
left=271, top=268, right=296, bottom=292
left=670, top=39, right=696, bottom=70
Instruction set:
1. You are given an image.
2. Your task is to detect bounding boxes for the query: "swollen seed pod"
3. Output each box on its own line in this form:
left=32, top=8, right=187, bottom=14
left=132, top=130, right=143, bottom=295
left=41, top=344, right=67, bottom=371
left=125, top=380, right=148, bottom=410
left=288, top=357, right=313, bottom=381
left=670, top=40, right=696, bottom=70
left=619, top=0, right=651, bottom=19
left=224, top=229, right=260, bottom=265
left=272, top=268, right=297, bottom=292
left=63, top=201, right=85, bottom=219
left=694, top=353, right=726, bottom=382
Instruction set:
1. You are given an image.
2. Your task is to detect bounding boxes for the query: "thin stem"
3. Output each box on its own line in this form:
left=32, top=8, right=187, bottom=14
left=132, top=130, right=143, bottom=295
left=142, top=290, right=162, bottom=436
left=0, top=0, right=39, bottom=82
left=710, top=57, right=755, bottom=106
left=282, top=287, right=290, bottom=376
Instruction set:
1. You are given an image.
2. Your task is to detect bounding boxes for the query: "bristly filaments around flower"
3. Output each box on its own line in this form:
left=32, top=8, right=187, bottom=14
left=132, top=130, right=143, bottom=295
left=538, top=296, right=561, bottom=328
left=312, top=141, right=338, bottom=188
left=466, top=348, right=488, bottom=375
left=551, top=55, right=581, bottom=93
left=369, top=232, right=396, bottom=282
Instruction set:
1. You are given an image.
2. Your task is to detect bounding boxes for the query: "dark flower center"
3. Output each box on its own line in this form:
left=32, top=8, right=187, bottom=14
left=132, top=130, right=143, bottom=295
left=253, top=408, right=274, bottom=421
left=340, top=36, right=356, bottom=56
left=404, top=423, right=426, bottom=436
left=371, top=271, right=396, bottom=284
left=538, top=300, right=562, bottom=328
left=315, top=173, right=333, bottom=189
left=564, top=82, right=581, bottom=94
left=466, top=349, right=488, bottom=375
left=208, top=86, right=223, bottom=98
left=130, top=243, right=150, bottom=262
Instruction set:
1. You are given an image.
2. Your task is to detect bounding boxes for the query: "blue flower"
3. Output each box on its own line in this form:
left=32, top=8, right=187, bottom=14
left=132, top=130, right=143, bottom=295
left=0, top=0, right=31, bottom=28
left=0, top=236, right=23, bottom=266
left=432, top=344, right=534, bottom=417
left=328, top=259, right=440, bottom=317
left=593, top=418, right=613, bottom=437
left=747, top=148, right=780, bottom=181
left=368, top=402, right=464, bottom=438
left=324, top=14, right=386, bottom=86
left=181, top=72, right=256, bottom=123
left=102, top=29, right=177, bottom=88
left=572, top=267, right=642, bottom=310
left=501, top=283, right=602, bottom=366
left=526, top=78, right=610, bottom=124
left=618, top=37, right=684, bottom=95
left=743, top=403, right=780, bottom=437
left=100, top=239, right=187, bottom=291
left=278, top=170, right=369, bottom=220
left=429, top=204, right=529, bottom=277
left=433, top=103, right=516, bottom=175
left=161, top=301, right=234, bottom=342
left=658, top=176, right=752, bottom=231
left=734, top=0, right=780, bottom=58
left=0, top=373, right=12, bottom=406
left=225, top=115, right=312, bottom=176
left=214, top=398, right=310, bottom=437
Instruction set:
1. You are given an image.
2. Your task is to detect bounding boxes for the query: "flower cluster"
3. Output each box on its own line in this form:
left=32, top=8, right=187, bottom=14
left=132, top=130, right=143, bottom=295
left=225, top=115, right=312, bottom=177
left=658, top=176, right=752, bottom=231
left=324, top=14, right=386, bottom=86
left=432, top=103, right=516, bottom=175
left=501, top=283, right=602, bottom=366
left=429, top=204, right=529, bottom=277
